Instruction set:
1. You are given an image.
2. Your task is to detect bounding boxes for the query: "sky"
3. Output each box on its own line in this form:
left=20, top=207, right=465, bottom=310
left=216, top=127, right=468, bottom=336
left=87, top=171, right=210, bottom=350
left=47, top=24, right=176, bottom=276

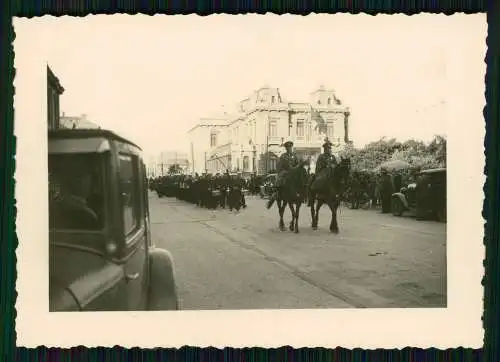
left=13, top=14, right=486, bottom=158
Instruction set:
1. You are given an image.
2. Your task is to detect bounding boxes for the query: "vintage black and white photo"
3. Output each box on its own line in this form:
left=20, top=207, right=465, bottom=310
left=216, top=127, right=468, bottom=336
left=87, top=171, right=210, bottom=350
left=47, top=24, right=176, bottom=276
left=14, top=14, right=485, bottom=348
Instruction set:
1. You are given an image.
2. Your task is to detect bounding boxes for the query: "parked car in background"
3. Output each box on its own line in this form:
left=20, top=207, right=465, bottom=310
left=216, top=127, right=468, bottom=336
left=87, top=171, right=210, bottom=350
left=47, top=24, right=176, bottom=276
left=391, top=167, right=446, bottom=222
left=260, top=173, right=277, bottom=199
left=48, top=129, right=179, bottom=311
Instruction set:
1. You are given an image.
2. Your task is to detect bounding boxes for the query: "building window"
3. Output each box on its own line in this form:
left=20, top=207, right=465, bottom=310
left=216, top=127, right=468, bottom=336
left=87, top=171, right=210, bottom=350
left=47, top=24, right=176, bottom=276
left=210, top=133, right=217, bottom=147
left=243, top=156, right=249, bottom=171
left=119, top=154, right=140, bottom=237
left=269, top=121, right=277, bottom=137
left=317, top=100, right=321, bottom=105
left=327, top=97, right=332, bottom=105
left=296, top=121, right=305, bottom=138
left=327, top=122, right=334, bottom=139
left=271, top=96, right=275, bottom=103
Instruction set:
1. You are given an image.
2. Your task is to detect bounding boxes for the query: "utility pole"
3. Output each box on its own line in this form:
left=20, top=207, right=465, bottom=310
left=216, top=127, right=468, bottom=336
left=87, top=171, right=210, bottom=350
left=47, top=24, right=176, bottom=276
left=204, top=151, right=208, bottom=174
left=265, top=135, right=269, bottom=175
left=190, top=142, right=195, bottom=175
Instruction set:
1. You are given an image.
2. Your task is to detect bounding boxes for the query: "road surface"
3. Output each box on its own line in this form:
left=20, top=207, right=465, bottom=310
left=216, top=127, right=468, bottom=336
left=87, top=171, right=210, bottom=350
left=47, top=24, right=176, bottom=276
left=149, top=193, right=447, bottom=310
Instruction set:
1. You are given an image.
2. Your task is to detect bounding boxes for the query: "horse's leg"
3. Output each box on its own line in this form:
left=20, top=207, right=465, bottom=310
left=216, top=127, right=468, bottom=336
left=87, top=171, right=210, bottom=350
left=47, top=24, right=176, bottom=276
left=278, top=200, right=286, bottom=231
left=310, top=198, right=317, bottom=229
left=310, top=192, right=318, bottom=229
left=294, top=202, right=301, bottom=233
left=288, top=202, right=295, bottom=231
left=329, top=199, right=340, bottom=234
left=315, top=199, right=323, bottom=229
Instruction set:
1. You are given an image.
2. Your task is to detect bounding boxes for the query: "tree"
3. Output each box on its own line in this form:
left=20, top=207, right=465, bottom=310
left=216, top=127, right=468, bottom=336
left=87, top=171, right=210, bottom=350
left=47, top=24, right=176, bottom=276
left=426, top=135, right=447, bottom=167
left=168, top=163, right=182, bottom=175
left=348, top=135, right=447, bottom=171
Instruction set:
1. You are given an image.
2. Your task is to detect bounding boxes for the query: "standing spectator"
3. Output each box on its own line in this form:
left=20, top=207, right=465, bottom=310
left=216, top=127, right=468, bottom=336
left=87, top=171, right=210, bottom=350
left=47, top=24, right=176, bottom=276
left=379, top=168, right=393, bottom=213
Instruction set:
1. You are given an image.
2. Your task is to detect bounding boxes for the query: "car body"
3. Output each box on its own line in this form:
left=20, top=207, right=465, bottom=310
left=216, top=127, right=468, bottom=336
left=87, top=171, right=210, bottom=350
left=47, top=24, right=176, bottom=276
left=391, top=167, right=446, bottom=222
left=259, top=173, right=277, bottom=199
left=48, top=129, right=179, bottom=311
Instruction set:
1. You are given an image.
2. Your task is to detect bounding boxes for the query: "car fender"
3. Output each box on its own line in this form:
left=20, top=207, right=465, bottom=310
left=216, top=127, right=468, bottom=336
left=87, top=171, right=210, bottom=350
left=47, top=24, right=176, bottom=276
left=391, top=192, right=408, bottom=209
left=147, top=247, right=179, bottom=310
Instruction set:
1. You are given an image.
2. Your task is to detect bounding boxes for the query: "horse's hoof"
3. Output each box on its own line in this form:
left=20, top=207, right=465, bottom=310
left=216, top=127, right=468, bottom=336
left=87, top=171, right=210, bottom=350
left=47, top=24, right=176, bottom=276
left=279, top=227, right=286, bottom=231
left=294, top=229, right=299, bottom=234
left=312, top=226, right=318, bottom=230
left=330, top=228, right=339, bottom=234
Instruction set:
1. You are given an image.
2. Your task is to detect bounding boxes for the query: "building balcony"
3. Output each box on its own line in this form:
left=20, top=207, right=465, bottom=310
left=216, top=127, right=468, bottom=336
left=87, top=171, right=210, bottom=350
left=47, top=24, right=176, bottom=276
left=266, top=136, right=283, bottom=146
left=209, top=142, right=232, bottom=158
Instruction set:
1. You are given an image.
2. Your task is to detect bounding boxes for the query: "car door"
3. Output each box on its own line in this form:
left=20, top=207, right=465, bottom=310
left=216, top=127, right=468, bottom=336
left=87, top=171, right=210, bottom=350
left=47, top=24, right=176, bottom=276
left=118, top=152, right=149, bottom=311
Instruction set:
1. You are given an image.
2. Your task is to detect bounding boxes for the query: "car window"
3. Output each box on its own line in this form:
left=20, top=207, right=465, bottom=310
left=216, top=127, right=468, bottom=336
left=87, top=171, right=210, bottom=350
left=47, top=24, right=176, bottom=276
left=48, top=153, right=105, bottom=231
left=119, top=154, right=140, bottom=236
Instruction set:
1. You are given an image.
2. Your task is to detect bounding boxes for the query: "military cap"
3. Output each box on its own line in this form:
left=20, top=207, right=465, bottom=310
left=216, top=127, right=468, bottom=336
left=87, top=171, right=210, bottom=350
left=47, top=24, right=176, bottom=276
left=283, top=140, right=294, bottom=147
left=322, top=138, right=333, bottom=148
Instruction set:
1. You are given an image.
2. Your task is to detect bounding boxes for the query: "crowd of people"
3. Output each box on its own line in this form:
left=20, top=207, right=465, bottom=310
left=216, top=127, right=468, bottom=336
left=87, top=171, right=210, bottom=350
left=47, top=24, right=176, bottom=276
left=148, top=169, right=419, bottom=216
left=149, top=172, right=264, bottom=211
left=148, top=138, right=434, bottom=217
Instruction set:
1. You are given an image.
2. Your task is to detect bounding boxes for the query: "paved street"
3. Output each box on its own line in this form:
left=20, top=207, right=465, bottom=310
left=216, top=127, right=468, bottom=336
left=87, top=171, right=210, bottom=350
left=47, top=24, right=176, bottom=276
left=149, top=192, right=447, bottom=310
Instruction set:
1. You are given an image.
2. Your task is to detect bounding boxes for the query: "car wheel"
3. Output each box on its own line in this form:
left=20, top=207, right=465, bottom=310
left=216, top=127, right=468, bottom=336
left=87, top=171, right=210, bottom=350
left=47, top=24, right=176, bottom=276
left=391, top=198, right=404, bottom=216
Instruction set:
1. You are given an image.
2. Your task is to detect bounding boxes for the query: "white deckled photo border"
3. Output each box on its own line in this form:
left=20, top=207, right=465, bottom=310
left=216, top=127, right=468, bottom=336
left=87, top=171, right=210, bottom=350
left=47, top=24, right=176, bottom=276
left=13, top=13, right=485, bottom=349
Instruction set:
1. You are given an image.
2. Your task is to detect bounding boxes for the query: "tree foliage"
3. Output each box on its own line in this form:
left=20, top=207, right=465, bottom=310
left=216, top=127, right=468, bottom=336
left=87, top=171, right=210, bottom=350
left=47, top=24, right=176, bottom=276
left=348, top=135, right=446, bottom=171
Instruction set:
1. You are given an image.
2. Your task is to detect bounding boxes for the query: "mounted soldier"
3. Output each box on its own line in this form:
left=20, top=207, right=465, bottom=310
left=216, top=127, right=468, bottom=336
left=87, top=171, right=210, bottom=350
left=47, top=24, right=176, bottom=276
left=308, top=138, right=351, bottom=233
left=309, top=138, right=337, bottom=197
left=316, top=138, right=337, bottom=174
left=266, top=140, right=299, bottom=208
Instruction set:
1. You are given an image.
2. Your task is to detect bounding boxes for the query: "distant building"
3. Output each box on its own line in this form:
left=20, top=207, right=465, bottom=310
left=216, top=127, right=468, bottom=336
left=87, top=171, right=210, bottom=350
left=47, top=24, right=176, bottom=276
left=147, top=151, right=190, bottom=177
left=47, top=65, right=64, bottom=130
left=60, top=113, right=100, bottom=129
left=187, top=85, right=351, bottom=175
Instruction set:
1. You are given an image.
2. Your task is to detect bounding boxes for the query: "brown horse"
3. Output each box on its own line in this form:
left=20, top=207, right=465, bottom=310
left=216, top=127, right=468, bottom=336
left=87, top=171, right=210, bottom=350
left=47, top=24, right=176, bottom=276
left=266, top=160, right=309, bottom=233
left=308, top=157, right=351, bottom=233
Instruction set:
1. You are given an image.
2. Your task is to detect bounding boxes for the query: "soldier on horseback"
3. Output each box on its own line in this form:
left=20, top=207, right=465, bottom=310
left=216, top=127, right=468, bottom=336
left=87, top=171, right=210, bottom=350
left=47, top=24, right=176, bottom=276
left=315, top=138, right=337, bottom=175
left=308, top=138, right=337, bottom=207
left=266, top=140, right=299, bottom=209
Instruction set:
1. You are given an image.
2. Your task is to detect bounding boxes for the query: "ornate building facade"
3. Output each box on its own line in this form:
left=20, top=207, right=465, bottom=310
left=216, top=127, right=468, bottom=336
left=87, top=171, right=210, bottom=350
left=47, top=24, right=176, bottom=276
left=187, top=85, right=351, bottom=175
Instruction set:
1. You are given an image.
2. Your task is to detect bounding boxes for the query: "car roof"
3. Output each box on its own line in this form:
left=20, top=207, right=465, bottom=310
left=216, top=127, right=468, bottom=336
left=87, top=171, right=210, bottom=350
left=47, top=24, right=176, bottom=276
left=48, top=128, right=142, bottom=151
left=419, top=167, right=446, bottom=174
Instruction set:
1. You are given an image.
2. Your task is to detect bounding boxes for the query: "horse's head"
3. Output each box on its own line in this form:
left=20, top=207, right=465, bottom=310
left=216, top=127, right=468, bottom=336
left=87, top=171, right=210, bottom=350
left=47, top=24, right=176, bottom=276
left=289, top=158, right=309, bottom=187
left=332, top=156, right=352, bottom=185
left=299, top=158, right=309, bottom=168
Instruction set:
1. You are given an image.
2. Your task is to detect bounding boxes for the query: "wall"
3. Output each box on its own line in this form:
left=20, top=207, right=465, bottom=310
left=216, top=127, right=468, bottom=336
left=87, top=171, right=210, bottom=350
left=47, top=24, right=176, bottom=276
left=188, top=126, right=210, bottom=174
left=46, top=65, right=64, bottom=130
left=189, top=86, right=351, bottom=175
left=188, top=123, right=228, bottom=174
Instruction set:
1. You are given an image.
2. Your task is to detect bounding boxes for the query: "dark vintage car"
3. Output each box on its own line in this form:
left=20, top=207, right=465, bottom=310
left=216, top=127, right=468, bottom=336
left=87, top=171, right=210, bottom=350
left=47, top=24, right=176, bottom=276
left=391, top=167, right=446, bottom=222
left=259, top=173, right=277, bottom=199
left=48, top=129, right=179, bottom=311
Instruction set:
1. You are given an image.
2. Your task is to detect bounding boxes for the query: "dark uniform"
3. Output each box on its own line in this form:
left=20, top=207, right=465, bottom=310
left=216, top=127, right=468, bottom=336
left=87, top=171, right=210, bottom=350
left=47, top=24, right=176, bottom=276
left=311, top=139, right=337, bottom=192
left=379, top=169, right=393, bottom=213
left=315, top=152, right=337, bottom=175
left=266, top=141, right=299, bottom=208
left=276, top=148, right=299, bottom=187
